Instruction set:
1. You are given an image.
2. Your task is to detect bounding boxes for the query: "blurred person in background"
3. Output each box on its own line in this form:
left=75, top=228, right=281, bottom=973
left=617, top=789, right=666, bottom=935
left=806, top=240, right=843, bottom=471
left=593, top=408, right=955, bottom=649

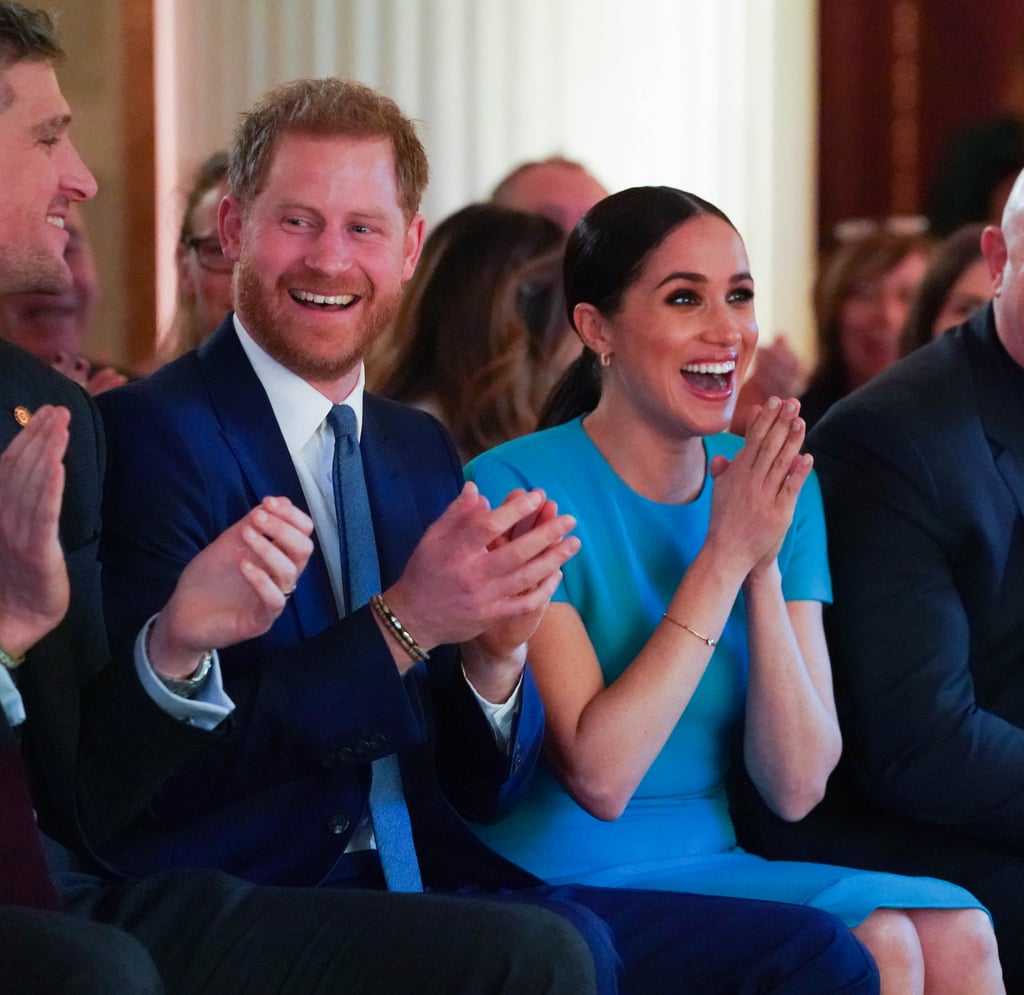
left=800, top=224, right=931, bottom=430
left=157, top=152, right=233, bottom=365
left=371, top=203, right=573, bottom=460
left=491, top=155, right=607, bottom=233
left=901, top=223, right=991, bottom=355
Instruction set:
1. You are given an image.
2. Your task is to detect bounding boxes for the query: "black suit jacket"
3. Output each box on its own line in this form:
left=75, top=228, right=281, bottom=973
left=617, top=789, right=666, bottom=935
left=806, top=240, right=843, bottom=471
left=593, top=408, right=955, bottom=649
left=804, top=306, right=1024, bottom=844
left=0, top=340, right=214, bottom=866
left=732, top=306, right=1024, bottom=933
left=96, top=318, right=542, bottom=890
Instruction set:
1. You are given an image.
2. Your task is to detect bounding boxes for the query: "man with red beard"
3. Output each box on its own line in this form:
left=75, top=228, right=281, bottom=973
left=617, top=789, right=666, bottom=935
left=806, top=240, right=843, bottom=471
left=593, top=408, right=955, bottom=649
left=96, top=77, right=880, bottom=993
left=0, top=12, right=601, bottom=993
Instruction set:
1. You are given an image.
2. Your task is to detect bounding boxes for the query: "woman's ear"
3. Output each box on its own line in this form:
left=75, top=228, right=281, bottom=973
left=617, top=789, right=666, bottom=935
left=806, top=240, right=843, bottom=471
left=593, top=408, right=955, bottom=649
left=573, top=302, right=613, bottom=357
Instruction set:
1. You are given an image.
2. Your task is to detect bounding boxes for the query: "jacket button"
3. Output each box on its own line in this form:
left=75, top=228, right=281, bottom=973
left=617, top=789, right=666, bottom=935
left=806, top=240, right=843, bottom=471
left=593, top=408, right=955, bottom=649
left=327, top=815, right=350, bottom=836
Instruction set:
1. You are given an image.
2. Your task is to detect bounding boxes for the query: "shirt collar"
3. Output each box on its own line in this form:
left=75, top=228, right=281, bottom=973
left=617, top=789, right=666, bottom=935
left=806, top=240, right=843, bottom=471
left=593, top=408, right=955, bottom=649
left=232, top=313, right=365, bottom=455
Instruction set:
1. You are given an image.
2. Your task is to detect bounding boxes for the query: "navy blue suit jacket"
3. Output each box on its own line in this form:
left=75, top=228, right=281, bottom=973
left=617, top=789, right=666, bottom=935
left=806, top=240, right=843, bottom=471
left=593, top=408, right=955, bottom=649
left=97, top=318, right=542, bottom=890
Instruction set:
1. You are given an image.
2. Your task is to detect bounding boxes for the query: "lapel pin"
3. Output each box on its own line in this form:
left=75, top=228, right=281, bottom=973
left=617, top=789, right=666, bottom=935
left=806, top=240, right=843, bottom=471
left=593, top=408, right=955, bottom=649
left=13, top=406, right=31, bottom=427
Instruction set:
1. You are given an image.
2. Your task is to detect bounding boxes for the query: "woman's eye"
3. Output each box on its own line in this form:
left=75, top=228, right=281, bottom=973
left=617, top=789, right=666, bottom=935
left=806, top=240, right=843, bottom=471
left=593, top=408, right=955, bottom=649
left=668, top=288, right=699, bottom=305
left=728, top=287, right=754, bottom=303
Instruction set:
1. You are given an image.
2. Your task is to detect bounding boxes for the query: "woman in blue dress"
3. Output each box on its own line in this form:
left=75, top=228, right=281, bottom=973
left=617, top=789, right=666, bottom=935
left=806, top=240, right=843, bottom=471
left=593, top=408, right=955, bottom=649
left=466, top=186, right=1005, bottom=993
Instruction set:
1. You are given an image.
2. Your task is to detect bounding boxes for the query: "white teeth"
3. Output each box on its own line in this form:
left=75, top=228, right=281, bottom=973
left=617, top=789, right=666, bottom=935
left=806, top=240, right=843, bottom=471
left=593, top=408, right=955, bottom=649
left=683, top=361, right=735, bottom=375
left=46, top=215, right=65, bottom=229
left=293, top=290, right=357, bottom=306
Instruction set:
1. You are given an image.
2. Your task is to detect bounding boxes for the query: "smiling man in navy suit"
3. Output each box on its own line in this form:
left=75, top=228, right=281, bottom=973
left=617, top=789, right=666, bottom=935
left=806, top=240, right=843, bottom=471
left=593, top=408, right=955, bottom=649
left=96, top=75, right=881, bottom=993
left=0, top=6, right=612, bottom=993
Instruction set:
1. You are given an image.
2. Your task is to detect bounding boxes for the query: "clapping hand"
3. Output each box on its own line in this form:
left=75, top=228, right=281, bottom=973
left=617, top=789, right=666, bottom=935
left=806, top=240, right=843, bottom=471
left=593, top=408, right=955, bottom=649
left=0, top=405, right=71, bottom=657
left=384, top=483, right=579, bottom=694
left=707, top=396, right=812, bottom=579
left=148, top=496, right=315, bottom=679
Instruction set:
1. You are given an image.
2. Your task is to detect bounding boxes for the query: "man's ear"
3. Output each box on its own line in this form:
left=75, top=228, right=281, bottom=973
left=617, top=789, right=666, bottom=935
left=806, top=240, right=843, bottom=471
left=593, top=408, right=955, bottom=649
left=573, top=302, right=613, bottom=357
left=402, top=214, right=426, bottom=282
left=219, top=196, right=244, bottom=263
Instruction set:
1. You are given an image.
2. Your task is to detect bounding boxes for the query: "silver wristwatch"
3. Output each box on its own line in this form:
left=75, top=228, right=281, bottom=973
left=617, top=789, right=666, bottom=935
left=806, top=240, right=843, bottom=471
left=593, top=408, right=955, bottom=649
left=157, top=650, right=214, bottom=699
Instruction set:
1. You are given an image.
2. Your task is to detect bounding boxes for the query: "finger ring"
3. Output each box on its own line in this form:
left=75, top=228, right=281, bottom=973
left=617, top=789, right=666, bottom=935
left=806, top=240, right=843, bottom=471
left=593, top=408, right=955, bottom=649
left=281, top=583, right=297, bottom=597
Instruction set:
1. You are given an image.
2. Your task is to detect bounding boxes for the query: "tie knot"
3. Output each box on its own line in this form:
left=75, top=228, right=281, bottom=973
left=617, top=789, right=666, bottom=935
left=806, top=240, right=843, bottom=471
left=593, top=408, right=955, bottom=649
left=327, top=404, right=357, bottom=440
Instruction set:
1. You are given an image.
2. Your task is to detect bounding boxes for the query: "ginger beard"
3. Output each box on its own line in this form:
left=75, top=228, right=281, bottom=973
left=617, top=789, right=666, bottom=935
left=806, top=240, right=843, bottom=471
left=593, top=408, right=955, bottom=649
left=232, top=251, right=403, bottom=382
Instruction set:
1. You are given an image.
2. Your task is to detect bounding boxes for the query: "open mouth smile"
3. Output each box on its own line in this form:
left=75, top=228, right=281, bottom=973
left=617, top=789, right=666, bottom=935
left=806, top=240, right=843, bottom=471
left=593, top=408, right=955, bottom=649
left=680, top=359, right=736, bottom=393
left=290, top=289, right=358, bottom=310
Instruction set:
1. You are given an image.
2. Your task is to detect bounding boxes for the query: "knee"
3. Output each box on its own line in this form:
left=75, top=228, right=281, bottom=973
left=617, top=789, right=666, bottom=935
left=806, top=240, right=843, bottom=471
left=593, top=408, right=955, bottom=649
left=853, top=908, right=924, bottom=989
left=63, top=926, right=162, bottom=995
left=477, top=905, right=600, bottom=995
left=946, top=908, right=1000, bottom=967
left=914, top=907, right=1004, bottom=988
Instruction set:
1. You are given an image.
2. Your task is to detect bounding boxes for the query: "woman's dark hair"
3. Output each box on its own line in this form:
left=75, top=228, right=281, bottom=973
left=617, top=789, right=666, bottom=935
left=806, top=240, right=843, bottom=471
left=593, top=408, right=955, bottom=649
left=539, top=186, right=735, bottom=428
left=900, top=223, right=985, bottom=356
left=371, top=203, right=566, bottom=459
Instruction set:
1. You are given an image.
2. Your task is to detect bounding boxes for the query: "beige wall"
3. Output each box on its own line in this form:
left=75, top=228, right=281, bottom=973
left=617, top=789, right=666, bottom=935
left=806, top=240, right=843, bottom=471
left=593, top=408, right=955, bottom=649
left=44, top=1, right=818, bottom=370
left=49, top=0, right=131, bottom=366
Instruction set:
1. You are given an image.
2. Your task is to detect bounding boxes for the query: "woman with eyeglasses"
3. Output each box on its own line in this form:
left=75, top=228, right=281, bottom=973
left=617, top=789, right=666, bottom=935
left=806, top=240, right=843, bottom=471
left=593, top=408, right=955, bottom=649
left=800, top=226, right=932, bottom=430
left=160, top=152, right=235, bottom=364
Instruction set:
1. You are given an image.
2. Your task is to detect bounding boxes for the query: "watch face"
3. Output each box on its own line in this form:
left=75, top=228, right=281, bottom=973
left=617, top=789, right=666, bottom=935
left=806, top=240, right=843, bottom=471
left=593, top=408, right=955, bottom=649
left=160, top=651, right=213, bottom=697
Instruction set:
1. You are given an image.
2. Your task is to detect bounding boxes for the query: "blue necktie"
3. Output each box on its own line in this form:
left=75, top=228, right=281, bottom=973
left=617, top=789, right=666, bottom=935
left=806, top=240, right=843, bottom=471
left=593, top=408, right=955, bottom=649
left=327, top=404, right=422, bottom=893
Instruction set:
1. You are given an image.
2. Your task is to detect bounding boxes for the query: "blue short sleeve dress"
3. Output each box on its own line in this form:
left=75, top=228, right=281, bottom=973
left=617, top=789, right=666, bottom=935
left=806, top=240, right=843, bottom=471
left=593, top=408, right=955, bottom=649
left=464, top=417, right=984, bottom=926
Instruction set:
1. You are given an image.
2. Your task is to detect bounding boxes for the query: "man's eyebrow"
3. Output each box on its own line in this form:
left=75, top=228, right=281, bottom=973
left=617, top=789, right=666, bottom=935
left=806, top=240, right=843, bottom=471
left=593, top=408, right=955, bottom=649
left=32, top=113, right=71, bottom=139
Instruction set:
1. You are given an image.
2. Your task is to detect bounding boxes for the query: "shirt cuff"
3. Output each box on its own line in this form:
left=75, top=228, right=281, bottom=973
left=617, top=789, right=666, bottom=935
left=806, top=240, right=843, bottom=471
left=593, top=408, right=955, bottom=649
left=0, top=665, right=24, bottom=728
left=460, top=662, right=523, bottom=754
left=135, top=615, right=234, bottom=730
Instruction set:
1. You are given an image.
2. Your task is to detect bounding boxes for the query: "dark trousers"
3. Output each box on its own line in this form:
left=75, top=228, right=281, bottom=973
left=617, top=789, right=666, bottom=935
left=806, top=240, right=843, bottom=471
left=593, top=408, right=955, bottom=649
left=305, top=851, right=878, bottom=993
left=504, top=884, right=879, bottom=995
left=0, top=905, right=162, bottom=994
left=60, top=868, right=597, bottom=994
left=40, top=861, right=879, bottom=995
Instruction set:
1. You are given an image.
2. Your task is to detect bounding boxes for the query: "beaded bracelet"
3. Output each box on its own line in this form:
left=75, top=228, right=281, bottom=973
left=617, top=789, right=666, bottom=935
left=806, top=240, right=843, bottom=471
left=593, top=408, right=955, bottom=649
left=371, top=594, right=430, bottom=663
left=662, top=613, right=718, bottom=648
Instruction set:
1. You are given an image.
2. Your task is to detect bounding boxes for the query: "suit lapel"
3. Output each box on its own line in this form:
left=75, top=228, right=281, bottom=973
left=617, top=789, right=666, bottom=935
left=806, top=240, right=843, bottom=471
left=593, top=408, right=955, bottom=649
left=196, top=322, right=337, bottom=640
left=0, top=341, right=50, bottom=452
left=362, top=396, right=422, bottom=588
left=967, top=309, right=1024, bottom=519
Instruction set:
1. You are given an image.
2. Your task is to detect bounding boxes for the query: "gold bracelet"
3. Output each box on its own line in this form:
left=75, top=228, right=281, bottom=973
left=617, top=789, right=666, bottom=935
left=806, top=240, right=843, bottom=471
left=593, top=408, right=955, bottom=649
left=0, top=642, right=26, bottom=670
left=662, top=613, right=718, bottom=648
left=371, top=594, right=430, bottom=663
